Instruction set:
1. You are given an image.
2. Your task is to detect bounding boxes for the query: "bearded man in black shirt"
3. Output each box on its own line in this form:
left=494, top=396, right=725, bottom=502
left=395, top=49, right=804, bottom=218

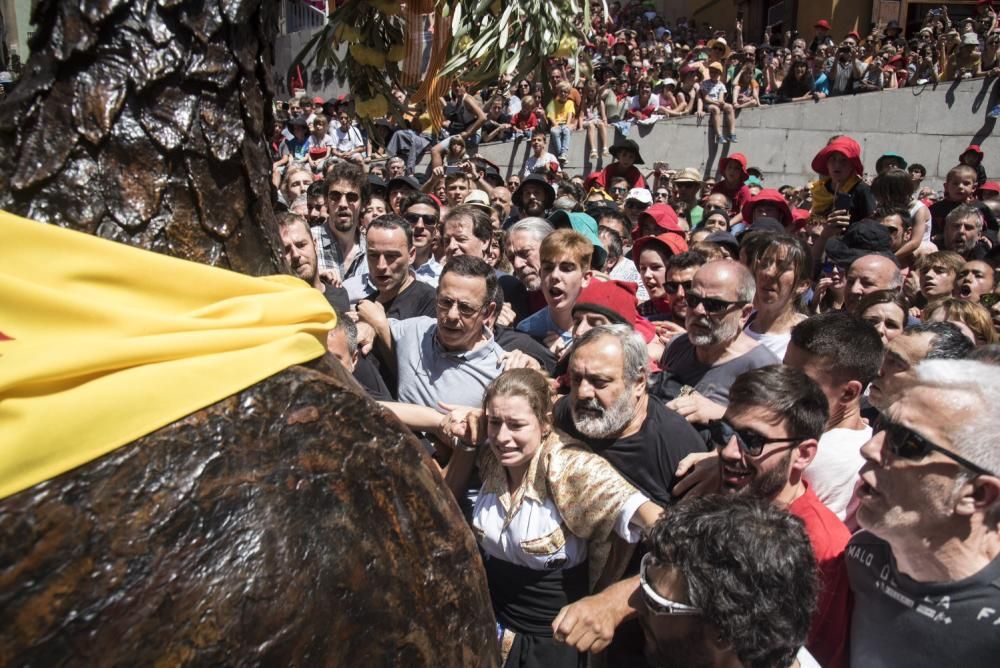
left=551, top=324, right=706, bottom=667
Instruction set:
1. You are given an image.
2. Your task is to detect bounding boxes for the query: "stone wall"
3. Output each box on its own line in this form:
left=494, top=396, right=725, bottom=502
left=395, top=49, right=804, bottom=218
left=462, top=77, right=1000, bottom=191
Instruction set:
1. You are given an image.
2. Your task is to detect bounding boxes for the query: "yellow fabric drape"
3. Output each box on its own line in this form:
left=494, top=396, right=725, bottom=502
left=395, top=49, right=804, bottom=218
left=0, top=211, right=336, bottom=500
left=810, top=174, right=861, bottom=216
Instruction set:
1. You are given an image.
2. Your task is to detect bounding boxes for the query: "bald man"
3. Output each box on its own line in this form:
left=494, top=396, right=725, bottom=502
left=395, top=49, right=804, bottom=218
left=659, top=260, right=781, bottom=424
left=845, top=254, right=902, bottom=313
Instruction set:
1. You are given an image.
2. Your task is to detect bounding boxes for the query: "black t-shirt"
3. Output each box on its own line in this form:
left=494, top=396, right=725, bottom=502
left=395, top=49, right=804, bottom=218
left=493, top=326, right=557, bottom=375
left=847, top=530, right=1000, bottom=667
left=374, top=279, right=437, bottom=320
left=553, top=395, right=708, bottom=506
left=352, top=356, right=393, bottom=401
left=819, top=179, right=876, bottom=222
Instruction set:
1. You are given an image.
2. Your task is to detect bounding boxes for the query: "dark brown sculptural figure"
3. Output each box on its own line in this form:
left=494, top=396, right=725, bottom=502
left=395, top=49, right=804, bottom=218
left=0, top=1, right=498, bottom=665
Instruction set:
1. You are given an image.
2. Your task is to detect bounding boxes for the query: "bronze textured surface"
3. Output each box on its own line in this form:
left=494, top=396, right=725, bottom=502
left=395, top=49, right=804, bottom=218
left=0, top=358, right=499, bottom=666
left=0, top=0, right=499, bottom=664
left=0, top=0, right=284, bottom=275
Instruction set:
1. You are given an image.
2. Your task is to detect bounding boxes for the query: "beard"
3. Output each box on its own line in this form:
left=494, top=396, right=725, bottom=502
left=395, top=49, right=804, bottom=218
left=748, top=450, right=793, bottom=499
left=687, top=312, right=742, bottom=347
left=571, top=390, right=638, bottom=440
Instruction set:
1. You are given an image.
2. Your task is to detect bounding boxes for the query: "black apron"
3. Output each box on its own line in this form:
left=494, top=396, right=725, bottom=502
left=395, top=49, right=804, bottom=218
left=485, top=555, right=588, bottom=668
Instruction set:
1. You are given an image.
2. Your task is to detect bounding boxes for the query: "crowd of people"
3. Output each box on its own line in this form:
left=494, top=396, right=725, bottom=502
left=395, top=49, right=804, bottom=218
left=272, top=119, right=1000, bottom=666
left=272, top=0, right=1000, bottom=169
left=260, top=3, right=1000, bottom=668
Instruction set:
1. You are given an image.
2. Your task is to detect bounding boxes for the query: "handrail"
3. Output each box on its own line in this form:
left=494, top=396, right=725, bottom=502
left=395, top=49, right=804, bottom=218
left=283, top=0, right=327, bottom=35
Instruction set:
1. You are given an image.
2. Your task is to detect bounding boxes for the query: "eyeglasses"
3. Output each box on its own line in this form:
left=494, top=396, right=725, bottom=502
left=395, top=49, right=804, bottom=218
left=639, top=553, right=702, bottom=617
left=707, top=419, right=808, bottom=457
left=328, top=189, right=361, bottom=204
left=404, top=212, right=439, bottom=227
left=436, top=296, right=486, bottom=319
left=873, top=415, right=996, bottom=477
left=610, top=187, right=628, bottom=194
left=625, top=201, right=649, bottom=209
left=655, top=191, right=671, bottom=198
left=664, top=279, right=692, bottom=295
left=675, top=182, right=699, bottom=188
left=684, top=292, right=746, bottom=314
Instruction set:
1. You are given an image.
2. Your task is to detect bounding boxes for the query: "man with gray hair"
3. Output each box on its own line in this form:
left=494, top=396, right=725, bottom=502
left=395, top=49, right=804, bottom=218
left=552, top=324, right=705, bottom=665
left=504, top=217, right=553, bottom=321
left=943, top=203, right=991, bottom=261
left=657, top=260, right=779, bottom=424
left=849, top=359, right=1000, bottom=667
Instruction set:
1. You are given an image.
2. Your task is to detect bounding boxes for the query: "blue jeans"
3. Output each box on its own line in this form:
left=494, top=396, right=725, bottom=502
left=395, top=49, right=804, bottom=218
left=550, top=124, right=570, bottom=157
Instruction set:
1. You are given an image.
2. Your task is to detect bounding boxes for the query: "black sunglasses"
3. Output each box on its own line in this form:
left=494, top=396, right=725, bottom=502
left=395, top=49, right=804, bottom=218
left=708, top=420, right=808, bottom=457
left=404, top=212, right=439, bottom=227
left=873, top=415, right=996, bottom=477
left=664, top=279, right=692, bottom=295
left=328, top=189, right=361, bottom=204
left=684, top=292, right=746, bottom=314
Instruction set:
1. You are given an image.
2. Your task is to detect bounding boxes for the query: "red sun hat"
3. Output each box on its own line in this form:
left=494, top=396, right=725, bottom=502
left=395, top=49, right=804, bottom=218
left=811, top=136, right=864, bottom=177
left=741, top=189, right=793, bottom=227
left=632, top=232, right=689, bottom=265
left=718, top=152, right=750, bottom=181
left=815, top=19, right=832, bottom=30
left=571, top=278, right=640, bottom=327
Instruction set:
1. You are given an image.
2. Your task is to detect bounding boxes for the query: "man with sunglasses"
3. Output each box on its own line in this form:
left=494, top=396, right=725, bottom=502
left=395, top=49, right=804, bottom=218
left=706, top=365, right=851, bottom=668
left=848, top=360, right=1000, bottom=668
left=370, top=255, right=506, bottom=415
left=639, top=495, right=820, bottom=668
left=659, top=260, right=779, bottom=423
left=399, top=193, right=445, bottom=288
left=312, top=161, right=368, bottom=286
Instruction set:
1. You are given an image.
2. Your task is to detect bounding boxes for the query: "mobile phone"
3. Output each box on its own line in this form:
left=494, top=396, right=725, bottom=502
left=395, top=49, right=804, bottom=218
left=445, top=165, right=462, bottom=176
left=822, top=261, right=835, bottom=275
left=834, top=192, right=853, bottom=212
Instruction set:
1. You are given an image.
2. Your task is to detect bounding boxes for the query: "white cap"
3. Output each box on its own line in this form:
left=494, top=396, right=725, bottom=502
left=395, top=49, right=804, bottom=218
left=625, top=188, right=653, bottom=205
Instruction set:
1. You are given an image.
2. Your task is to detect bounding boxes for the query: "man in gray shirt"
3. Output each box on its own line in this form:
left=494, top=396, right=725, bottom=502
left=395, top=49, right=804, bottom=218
left=657, top=260, right=779, bottom=425
left=359, top=255, right=528, bottom=431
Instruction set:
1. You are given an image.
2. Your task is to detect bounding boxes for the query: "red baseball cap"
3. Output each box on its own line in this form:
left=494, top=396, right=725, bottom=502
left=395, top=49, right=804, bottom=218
left=815, top=19, right=831, bottom=30
left=962, top=144, right=984, bottom=159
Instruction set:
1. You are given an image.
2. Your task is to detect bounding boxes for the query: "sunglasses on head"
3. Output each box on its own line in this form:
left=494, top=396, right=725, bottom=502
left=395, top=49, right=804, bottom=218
left=707, top=419, right=808, bottom=457
left=639, top=553, right=702, bottom=617
left=873, top=415, right=996, bottom=477
left=404, top=212, right=439, bottom=226
left=328, top=189, right=361, bottom=204
left=684, top=292, right=746, bottom=314
left=664, top=279, right=692, bottom=295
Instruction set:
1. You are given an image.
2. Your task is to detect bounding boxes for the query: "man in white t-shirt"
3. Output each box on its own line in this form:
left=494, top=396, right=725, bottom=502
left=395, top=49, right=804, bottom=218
left=522, top=132, right=558, bottom=178
left=784, top=311, right=885, bottom=528
left=331, top=110, right=366, bottom=165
